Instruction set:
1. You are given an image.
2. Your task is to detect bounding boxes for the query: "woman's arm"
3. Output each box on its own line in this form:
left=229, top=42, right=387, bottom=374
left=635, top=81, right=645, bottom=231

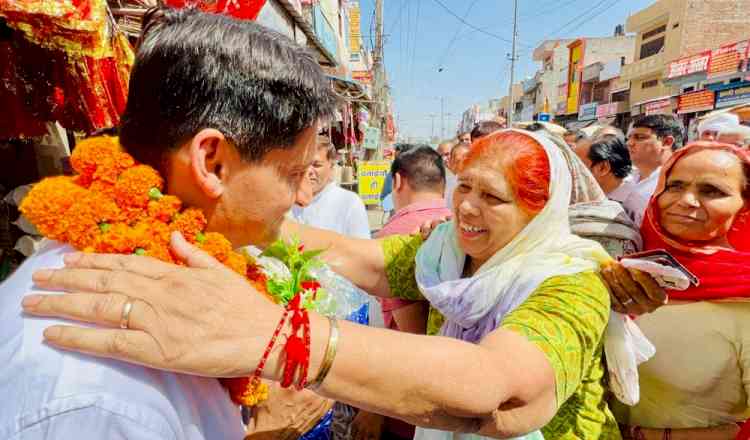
left=280, top=219, right=392, bottom=298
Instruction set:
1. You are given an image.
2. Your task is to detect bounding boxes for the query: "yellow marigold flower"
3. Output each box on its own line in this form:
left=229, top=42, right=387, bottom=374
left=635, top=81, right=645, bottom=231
left=65, top=191, right=121, bottom=250
left=225, top=251, right=248, bottom=275
left=71, top=136, right=134, bottom=184
left=147, top=195, right=182, bottom=223
left=114, top=165, right=164, bottom=210
left=19, top=176, right=88, bottom=242
left=170, top=208, right=207, bottom=243
left=199, top=232, right=233, bottom=262
left=220, top=378, right=269, bottom=406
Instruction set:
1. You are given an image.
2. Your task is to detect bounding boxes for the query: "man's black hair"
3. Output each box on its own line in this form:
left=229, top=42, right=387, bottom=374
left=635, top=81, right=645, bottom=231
left=471, top=120, right=503, bottom=141
left=564, top=129, right=588, bottom=142
left=393, top=143, right=418, bottom=155
left=632, top=114, right=685, bottom=151
left=391, top=146, right=446, bottom=193
left=119, top=7, right=338, bottom=167
left=588, top=136, right=632, bottom=179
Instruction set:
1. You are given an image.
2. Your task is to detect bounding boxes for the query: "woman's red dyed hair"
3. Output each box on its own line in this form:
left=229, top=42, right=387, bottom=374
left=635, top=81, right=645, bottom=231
left=461, top=131, right=551, bottom=214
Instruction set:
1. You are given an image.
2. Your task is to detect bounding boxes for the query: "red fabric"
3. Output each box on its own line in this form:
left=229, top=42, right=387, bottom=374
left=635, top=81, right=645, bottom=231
left=164, top=0, right=266, bottom=20
left=737, top=420, right=750, bottom=440
left=641, top=142, right=750, bottom=300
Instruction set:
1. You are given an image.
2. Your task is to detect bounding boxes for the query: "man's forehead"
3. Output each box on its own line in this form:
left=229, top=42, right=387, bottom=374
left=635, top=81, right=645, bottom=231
left=628, top=127, right=654, bottom=136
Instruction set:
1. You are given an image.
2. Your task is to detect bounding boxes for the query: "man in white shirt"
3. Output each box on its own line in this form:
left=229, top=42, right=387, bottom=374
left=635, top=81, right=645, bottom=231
left=1, top=9, right=338, bottom=439
left=292, top=137, right=370, bottom=239
left=622, top=114, right=685, bottom=226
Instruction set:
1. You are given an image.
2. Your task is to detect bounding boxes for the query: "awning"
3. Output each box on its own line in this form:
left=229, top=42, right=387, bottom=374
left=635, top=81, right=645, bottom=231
left=564, top=119, right=598, bottom=131
left=327, top=75, right=371, bottom=104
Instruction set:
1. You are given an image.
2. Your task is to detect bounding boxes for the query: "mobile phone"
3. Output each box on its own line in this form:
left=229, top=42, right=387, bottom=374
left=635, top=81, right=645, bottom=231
left=620, top=249, right=699, bottom=287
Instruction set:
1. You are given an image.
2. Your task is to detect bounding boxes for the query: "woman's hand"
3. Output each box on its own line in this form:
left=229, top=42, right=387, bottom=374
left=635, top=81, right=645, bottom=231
left=350, top=410, right=385, bottom=440
left=21, top=232, right=282, bottom=378
left=601, top=261, right=667, bottom=315
left=416, top=215, right=452, bottom=240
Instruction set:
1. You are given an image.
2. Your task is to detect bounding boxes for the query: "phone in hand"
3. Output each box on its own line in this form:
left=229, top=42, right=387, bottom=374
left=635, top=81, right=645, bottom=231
left=620, top=249, right=699, bottom=288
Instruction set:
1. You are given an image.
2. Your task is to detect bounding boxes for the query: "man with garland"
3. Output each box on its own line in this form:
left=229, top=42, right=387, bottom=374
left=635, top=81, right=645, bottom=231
left=1, top=8, right=338, bottom=440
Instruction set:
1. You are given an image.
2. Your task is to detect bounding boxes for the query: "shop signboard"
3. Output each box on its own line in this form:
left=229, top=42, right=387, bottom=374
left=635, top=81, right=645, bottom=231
left=362, top=126, right=381, bottom=150
left=538, top=113, right=551, bottom=122
left=667, top=51, right=711, bottom=79
left=716, top=82, right=750, bottom=109
left=596, top=102, right=618, bottom=118
left=358, top=161, right=390, bottom=206
left=578, top=102, right=598, bottom=121
left=348, top=3, right=361, bottom=58
left=677, top=89, right=715, bottom=114
left=312, top=5, right=339, bottom=61
left=644, top=98, right=672, bottom=115
left=708, top=40, right=749, bottom=78
left=352, top=70, right=372, bottom=84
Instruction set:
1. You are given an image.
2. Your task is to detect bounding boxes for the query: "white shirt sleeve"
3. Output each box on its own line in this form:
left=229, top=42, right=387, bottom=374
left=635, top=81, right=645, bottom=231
left=11, top=405, right=175, bottom=440
left=346, top=195, right=371, bottom=239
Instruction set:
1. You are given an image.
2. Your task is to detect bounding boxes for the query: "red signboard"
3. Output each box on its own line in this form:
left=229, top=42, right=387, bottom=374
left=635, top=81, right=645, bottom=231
left=677, top=90, right=715, bottom=114
left=667, top=51, right=711, bottom=79
left=596, top=102, right=619, bottom=118
left=708, top=40, right=749, bottom=78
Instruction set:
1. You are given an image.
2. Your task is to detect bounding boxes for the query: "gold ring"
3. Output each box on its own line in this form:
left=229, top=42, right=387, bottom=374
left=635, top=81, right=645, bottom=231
left=119, top=298, right=134, bottom=329
left=622, top=298, right=633, bottom=306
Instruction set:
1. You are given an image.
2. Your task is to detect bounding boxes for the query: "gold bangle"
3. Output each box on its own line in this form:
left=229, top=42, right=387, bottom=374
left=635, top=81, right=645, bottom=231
left=308, top=317, right=339, bottom=390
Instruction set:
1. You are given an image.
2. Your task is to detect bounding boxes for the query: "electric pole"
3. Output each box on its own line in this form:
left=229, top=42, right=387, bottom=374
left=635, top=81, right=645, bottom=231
left=440, top=97, right=446, bottom=139
left=507, top=0, right=519, bottom=127
left=371, top=0, right=385, bottom=158
left=427, top=114, right=437, bottom=140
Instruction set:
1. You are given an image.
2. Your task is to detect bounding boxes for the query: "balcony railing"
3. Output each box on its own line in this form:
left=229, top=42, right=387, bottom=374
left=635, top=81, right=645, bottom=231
left=620, top=52, right=666, bottom=80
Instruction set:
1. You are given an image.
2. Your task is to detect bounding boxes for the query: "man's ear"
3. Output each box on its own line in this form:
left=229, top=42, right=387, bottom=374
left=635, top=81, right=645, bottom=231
left=393, top=172, right=404, bottom=192
left=189, top=128, right=227, bottom=199
left=592, top=161, right=611, bottom=178
left=661, top=135, right=675, bottom=151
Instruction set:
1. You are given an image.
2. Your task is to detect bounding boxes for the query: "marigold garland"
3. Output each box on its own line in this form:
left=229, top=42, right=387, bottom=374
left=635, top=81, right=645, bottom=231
left=18, top=135, right=323, bottom=407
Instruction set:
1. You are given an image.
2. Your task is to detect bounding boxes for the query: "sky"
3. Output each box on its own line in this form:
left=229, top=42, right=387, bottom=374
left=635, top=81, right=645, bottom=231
left=358, top=0, right=656, bottom=141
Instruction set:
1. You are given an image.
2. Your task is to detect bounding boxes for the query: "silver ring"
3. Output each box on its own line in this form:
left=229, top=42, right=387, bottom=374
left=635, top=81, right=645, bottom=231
left=622, top=298, right=634, bottom=306
left=119, top=299, right=134, bottom=329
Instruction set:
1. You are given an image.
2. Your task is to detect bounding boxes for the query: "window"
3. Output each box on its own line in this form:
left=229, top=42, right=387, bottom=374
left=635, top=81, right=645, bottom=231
left=640, top=36, right=665, bottom=60
left=642, top=79, right=659, bottom=89
left=642, top=24, right=666, bottom=41
left=621, top=56, right=626, bottom=66
left=682, top=86, right=695, bottom=93
left=730, top=77, right=742, bottom=84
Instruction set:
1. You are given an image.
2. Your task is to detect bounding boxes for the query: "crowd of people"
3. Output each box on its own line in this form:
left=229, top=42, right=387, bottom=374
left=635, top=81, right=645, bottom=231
left=3, top=7, right=750, bottom=440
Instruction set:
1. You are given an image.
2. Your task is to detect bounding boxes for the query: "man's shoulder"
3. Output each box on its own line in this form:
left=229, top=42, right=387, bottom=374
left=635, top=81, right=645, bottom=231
left=0, top=243, right=242, bottom=440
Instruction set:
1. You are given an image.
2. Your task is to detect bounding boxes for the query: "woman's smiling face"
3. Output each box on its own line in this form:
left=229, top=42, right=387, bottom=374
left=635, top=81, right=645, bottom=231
left=453, top=161, right=536, bottom=268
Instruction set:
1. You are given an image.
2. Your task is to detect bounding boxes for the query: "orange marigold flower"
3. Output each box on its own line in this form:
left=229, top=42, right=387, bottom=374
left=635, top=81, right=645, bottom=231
left=114, top=165, right=163, bottom=210
left=224, top=251, right=248, bottom=275
left=133, top=218, right=172, bottom=249
left=94, top=223, right=139, bottom=254
left=148, top=195, right=182, bottom=223
left=19, top=176, right=88, bottom=242
left=170, top=208, right=207, bottom=243
left=88, top=179, right=117, bottom=198
left=71, top=136, right=134, bottom=184
left=64, top=191, right=121, bottom=250
left=199, top=232, right=232, bottom=262
left=144, top=243, right=176, bottom=264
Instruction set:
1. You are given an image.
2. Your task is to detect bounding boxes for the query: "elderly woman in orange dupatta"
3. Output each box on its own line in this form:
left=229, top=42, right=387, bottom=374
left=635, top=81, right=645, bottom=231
left=614, top=141, right=750, bottom=440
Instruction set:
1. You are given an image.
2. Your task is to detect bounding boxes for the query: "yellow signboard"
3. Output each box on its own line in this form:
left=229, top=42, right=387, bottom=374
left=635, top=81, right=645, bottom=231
left=349, top=4, right=361, bottom=55
left=357, top=161, right=390, bottom=206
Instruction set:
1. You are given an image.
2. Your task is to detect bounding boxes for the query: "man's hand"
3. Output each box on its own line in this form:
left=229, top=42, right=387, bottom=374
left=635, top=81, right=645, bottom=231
left=21, top=232, right=283, bottom=378
left=601, top=261, right=667, bottom=315
left=245, top=383, right=334, bottom=440
left=350, top=410, right=385, bottom=440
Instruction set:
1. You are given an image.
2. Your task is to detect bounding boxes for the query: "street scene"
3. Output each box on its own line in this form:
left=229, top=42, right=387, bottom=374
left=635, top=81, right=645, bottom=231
left=2, top=0, right=750, bottom=439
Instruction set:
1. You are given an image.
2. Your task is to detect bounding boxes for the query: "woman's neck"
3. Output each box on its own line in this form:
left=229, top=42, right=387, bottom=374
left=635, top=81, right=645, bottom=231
left=463, top=257, right=485, bottom=277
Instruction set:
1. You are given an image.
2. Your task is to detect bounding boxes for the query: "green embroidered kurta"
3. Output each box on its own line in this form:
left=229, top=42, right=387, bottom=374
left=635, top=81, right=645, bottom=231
left=381, top=234, right=622, bottom=439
